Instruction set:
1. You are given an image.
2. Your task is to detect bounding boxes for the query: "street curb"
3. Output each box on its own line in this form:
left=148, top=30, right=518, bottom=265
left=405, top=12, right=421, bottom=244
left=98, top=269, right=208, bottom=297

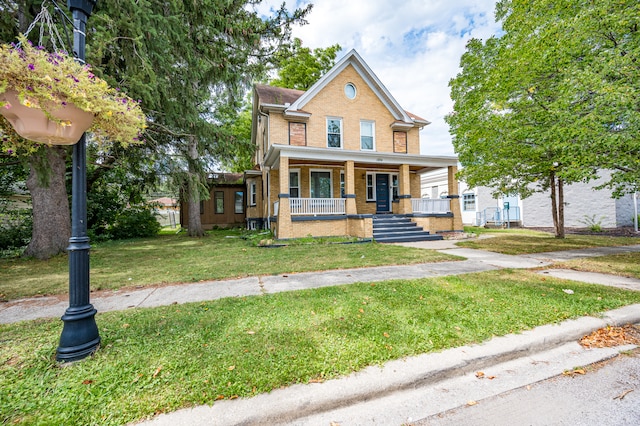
left=139, top=304, right=640, bottom=425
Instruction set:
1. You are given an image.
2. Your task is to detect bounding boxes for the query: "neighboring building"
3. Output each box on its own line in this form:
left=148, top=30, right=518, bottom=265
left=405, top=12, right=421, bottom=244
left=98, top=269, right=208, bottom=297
left=422, top=169, right=637, bottom=229
left=245, top=49, right=463, bottom=241
left=180, top=173, right=246, bottom=229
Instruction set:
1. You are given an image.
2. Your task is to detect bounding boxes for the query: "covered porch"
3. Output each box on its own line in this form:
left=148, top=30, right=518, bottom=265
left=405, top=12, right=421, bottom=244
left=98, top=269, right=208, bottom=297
left=262, top=144, right=463, bottom=239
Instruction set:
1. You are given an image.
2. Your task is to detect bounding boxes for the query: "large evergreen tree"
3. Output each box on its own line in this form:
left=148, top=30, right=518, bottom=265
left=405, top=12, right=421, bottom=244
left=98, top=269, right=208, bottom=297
left=1, top=0, right=311, bottom=250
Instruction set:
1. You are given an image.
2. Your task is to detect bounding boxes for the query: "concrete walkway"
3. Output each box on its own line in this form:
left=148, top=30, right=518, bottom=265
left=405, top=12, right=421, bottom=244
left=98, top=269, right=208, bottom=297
left=3, top=242, right=640, bottom=425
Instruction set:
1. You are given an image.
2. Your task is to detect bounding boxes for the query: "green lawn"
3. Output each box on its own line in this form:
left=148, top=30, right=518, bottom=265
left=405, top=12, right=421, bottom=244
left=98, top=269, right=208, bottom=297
left=459, top=227, right=640, bottom=255
left=555, top=252, right=640, bottom=279
left=0, top=229, right=460, bottom=301
left=2, top=269, right=639, bottom=425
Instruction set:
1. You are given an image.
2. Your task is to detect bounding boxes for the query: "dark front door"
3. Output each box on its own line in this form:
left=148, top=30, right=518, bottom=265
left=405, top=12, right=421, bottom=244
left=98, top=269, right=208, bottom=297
left=376, top=174, right=390, bottom=213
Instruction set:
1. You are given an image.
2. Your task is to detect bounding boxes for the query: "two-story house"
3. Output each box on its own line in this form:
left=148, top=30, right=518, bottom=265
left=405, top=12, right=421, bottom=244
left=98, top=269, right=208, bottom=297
left=245, top=50, right=463, bottom=242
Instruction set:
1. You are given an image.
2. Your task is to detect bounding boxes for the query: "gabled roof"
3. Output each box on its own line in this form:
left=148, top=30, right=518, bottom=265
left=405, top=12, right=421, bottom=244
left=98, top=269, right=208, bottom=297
left=254, top=49, right=430, bottom=128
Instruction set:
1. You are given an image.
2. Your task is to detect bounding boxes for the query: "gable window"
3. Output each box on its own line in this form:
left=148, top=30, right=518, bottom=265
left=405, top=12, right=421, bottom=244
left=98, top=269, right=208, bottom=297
left=249, top=182, right=256, bottom=206
left=289, top=122, right=306, bottom=146
left=310, top=170, right=332, bottom=198
left=360, top=121, right=375, bottom=150
left=393, top=131, right=407, bottom=153
left=289, top=170, right=300, bottom=198
left=235, top=191, right=244, bottom=214
left=463, top=193, right=476, bottom=211
left=344, top=83, right=357, bottom=99
left=214, top=191, right=224, bottom=214
left=327, top=118, right=342, bottom=148
left=366, top=173, right=374, bottom=201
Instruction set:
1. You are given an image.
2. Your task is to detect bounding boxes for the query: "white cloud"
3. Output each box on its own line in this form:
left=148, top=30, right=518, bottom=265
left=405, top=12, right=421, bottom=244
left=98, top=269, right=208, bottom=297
left=258, top=0, right=501, bottom=156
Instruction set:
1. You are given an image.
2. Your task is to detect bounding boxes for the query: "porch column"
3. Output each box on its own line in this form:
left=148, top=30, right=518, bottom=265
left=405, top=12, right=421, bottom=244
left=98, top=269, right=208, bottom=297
left=447, top=165, right=464, bottom=231
left=398, top=164, right=411, bottom=214
left=277, top=156, right=292, bottom=238
left=344, top=160, right=357, bottom=215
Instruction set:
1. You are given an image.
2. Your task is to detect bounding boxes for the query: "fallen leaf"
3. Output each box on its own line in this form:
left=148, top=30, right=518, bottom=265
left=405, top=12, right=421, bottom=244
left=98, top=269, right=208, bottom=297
left=330, top=422, right=341, bottom=426
left=580, top=325, right=640, bottom=348
left=359, top=308, right=364, bottom=313
left=487, top=375, right=497, bottom=380
left=82, top=380, right=94, bottom=385
left=122, top=323, right=130, bottom=329
left=467, top=400, right=478, bottom=406
left=614, top=389, right=634, bottom=400
left=383, top=332, right=390, bottom=338
left=229, top=395, right=238, bottom=400
left=228, top=365, right=236, bottom=371
left=475, top=371, right=485, bottom=379
left=152, top=366, right=163, bottom=378
left=215, top=395, right=225, bottom=400
left=246, top=330, right=255, bottom=335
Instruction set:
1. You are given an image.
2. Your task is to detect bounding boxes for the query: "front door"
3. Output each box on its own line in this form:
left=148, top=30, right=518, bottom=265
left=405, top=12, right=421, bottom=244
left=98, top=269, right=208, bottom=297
left=376, top=174, right=390, bottom=213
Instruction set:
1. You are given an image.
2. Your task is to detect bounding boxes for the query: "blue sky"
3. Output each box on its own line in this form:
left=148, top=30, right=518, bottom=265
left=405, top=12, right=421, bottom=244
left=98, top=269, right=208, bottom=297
left=258, top=0, right=501, bottom=156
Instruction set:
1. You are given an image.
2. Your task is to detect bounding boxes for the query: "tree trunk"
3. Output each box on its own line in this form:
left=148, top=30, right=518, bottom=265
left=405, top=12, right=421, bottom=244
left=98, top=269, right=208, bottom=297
left=557, top=178, right=565, bottom=239
left=24, top=147, right=71, bottom=259
left=186, top=137, right=204, bottom=237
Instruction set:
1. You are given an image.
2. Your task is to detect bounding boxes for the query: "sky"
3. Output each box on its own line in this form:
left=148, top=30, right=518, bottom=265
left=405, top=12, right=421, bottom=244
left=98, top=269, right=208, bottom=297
left=257, top=0, right=502, bottom=156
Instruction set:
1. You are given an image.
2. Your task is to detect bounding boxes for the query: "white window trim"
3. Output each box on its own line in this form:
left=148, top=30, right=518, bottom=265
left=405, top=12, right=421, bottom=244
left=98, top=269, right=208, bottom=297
left=366, top=172, right=399, bottom=202
left=366, top=172, right=375, bottom=201
left=360, top=120, right=375, bottom=151
left=326, top=117, right=343, bottom=149
left=463, top=192, right=476, bottom=211
left=309, top=168, right=333, bottom=198
left=249, top=182, right=257, bottom=206
left=289, top=169, right=300, bottom=198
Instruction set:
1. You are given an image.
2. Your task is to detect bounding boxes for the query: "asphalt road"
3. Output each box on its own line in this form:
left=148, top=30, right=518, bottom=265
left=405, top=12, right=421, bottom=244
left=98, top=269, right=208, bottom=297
left=417, top=349, right=640, bottom=426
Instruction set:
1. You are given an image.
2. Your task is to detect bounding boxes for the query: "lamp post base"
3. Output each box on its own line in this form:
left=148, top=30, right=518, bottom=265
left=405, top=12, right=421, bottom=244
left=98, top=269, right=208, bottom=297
left=56, top=305, right=100, bottom=362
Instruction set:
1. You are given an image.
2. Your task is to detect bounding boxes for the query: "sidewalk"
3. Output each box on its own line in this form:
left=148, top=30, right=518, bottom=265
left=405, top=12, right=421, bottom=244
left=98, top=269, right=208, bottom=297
left=5, top=243, right=640, bottom=325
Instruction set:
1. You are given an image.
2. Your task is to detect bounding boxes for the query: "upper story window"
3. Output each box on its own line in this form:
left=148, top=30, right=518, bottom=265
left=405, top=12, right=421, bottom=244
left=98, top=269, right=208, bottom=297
left=360, top=120, right=375, bottom=150
left=327, top=117, right=343, bottom=148
left=344, top=83, right=357, bottom=99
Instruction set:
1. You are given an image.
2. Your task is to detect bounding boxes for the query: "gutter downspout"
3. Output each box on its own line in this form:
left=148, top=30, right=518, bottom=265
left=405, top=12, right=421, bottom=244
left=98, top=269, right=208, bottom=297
left=634, top=192, right=638, bottom=233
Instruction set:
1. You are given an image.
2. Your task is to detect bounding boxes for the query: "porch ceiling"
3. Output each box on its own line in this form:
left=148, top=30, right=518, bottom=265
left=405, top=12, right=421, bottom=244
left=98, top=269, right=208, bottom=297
left=264, top=144, right=458, bottom=173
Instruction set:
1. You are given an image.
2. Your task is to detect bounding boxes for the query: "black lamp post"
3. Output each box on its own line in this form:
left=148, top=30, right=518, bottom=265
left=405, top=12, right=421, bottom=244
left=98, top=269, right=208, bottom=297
left=56, top=0, right=100, bottom=362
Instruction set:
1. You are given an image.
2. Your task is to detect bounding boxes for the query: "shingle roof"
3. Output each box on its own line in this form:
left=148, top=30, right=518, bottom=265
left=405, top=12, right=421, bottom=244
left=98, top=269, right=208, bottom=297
left=255, top=84, right=305, bottom=106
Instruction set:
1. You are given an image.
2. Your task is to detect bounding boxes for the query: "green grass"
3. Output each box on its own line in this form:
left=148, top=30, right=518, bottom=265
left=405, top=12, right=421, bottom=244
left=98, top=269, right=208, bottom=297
left=0, top=229, right=460, bottom=301
left=555, top=252, right=640, bottom=279
left=459, top=227, right=639, bottom=255
left=2, top=269, right=640, bottom=425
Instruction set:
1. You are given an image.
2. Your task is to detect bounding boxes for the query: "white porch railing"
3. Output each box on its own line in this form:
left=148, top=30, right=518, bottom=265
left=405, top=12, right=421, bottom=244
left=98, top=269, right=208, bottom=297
left=412, top=198, right=451, bottom=214
left=290, top=198, right=346, bottom=215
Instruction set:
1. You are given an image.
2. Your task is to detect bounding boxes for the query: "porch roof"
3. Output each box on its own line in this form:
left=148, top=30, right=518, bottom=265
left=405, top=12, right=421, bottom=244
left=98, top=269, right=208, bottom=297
left=264, top=144, right=458, bottom=173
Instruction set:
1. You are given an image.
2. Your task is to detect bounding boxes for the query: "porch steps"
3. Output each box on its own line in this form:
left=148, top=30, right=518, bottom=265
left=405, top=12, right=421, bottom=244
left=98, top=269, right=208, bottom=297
left=372, top=215, right=443, bottom=243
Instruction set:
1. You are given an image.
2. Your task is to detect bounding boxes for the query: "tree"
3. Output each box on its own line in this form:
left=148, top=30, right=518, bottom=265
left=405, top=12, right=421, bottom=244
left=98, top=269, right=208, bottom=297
left=1, top=0, right=311, bottom=249
left=271, top=38, right=341, bottom=90
left=447, top=0, right=640, bottom=238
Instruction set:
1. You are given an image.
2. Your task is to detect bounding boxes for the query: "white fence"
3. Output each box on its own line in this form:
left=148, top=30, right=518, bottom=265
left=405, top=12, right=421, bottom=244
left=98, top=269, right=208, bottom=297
left=411, top=198, right=451, bottom=214
left=290, top=198, right=346, bottom=215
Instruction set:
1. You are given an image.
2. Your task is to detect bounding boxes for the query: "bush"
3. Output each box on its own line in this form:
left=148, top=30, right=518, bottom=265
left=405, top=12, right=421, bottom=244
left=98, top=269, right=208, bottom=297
left=109, top=207, right=161, bottom=240
left=0, top=209, right=32, bottom=251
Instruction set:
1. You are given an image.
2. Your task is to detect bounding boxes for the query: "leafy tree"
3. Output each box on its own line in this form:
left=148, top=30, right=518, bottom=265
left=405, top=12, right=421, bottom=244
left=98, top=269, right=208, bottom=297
left=1, top=0, right=311, bottom=251
left=447, top=0, right=640, bottom=238
left=271, top=38, right=341, bottom=90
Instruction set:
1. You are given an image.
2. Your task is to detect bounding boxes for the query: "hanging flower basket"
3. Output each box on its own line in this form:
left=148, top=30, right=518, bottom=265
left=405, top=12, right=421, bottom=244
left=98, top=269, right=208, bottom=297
left=0, top=35, right=146, bottom=151
left=1, top=89, right=94, bottom=145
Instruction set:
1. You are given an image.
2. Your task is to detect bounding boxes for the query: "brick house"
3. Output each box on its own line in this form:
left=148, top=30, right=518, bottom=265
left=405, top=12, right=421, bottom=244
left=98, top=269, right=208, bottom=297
left=245, top=50, right=463, bottom=242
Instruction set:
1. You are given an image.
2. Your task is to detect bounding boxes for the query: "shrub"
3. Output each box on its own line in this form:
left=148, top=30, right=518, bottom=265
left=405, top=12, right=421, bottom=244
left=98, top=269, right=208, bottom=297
left=109, top=207, right=161, bottom=240
left=0, top=208, right=32, bottom=251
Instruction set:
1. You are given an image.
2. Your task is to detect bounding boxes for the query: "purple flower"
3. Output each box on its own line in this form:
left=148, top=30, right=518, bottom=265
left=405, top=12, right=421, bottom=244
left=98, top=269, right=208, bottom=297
left=28, top=63, right=35, bottom=70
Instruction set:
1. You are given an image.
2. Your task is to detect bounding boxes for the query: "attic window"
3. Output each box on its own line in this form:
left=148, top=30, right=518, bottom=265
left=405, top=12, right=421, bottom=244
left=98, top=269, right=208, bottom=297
left=344, top=83, right=357, bottom=99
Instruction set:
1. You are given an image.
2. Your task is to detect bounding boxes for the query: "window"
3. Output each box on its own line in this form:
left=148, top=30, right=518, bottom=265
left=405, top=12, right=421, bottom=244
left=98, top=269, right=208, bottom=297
left=235, top=191, right=244, bottom=214
left=344, top=83, right=357, bottom=99
left=360, top=121, right=375, bottom=150
left=249, top=182, right=256, bottom=206
left=310, top=170, right=332, bottom=198
left=393, top=131, right=407, bottom=153
left=340, top=172, right=345, bottom=198
left=463, top=193, right=476, bottom=211
left=366, top=173, right=374, bottom=201
left=391, top=174, right=399, bottom=200
left=199, top=200, right=204, bottom=215
left=327, top=118, right=342, bottom=148
left=214, top=191, right=224, bottom=214
left=289, top=170, right=300, bottom=198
